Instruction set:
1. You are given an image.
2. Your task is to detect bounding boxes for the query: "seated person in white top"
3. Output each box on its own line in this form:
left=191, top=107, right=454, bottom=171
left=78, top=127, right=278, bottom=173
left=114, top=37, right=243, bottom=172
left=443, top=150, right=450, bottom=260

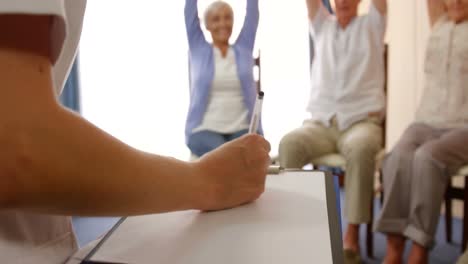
left=0, top=1, right=270, bottom=263
left=374, top=1, right=468, bottom=263
left=279, top=0, right=387, bottom=261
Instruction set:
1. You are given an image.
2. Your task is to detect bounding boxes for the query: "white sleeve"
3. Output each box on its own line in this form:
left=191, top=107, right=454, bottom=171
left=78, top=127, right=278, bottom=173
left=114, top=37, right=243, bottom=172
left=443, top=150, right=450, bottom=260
left=365, top=2, right=386, bottom=41
left=53, top=0, right=86, bottom=94
left=309, top=4, right=330, bottom=38
left=0, top=0, right=67, bottom=64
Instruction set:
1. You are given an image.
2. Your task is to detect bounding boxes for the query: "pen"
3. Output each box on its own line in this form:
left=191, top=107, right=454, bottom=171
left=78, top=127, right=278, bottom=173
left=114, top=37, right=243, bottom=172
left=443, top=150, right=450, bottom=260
left=249, top=91, right=264, bottom=134
left=268, top=165, right=284, bottom=174
left=267, top=165, right=313, bottom=174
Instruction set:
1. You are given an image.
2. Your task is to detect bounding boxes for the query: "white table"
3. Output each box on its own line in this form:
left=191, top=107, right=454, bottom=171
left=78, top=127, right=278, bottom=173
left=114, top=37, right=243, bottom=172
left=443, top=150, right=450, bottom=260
left=68, top=171, right=343, bottom=264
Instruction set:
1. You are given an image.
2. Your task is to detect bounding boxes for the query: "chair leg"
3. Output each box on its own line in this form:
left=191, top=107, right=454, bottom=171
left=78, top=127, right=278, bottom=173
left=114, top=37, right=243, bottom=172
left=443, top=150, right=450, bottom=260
left=445, top=193, right=453, bottom=244
left=463, top=177, right=468, bottom=252
left=338, top=172, right=345, bottom=188
left=379, top=169, right=384, bottom=206
left=366, top=198, right=374, bottom=259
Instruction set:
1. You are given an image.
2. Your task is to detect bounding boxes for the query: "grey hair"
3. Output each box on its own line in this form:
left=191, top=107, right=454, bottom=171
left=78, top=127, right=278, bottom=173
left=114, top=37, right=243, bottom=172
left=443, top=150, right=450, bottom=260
left=203, top=1, right=233, bottom=27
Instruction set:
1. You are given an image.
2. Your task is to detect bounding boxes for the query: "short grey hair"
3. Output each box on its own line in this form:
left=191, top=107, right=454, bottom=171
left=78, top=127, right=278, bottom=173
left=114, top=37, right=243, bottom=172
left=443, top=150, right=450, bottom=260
left=203, top=1, right=233, bottom=27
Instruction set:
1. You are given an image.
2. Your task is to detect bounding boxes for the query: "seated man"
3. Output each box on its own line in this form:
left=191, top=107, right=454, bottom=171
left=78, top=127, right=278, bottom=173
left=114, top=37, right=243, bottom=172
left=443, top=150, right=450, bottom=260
left=374, top=0, right=468, bottom=263
left=279, top=0, right=387, bottom=261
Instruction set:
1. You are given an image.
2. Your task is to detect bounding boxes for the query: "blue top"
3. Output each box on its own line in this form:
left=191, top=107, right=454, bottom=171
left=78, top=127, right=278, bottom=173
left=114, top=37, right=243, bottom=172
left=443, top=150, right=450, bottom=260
left=184, top=0, right=263, bottom=143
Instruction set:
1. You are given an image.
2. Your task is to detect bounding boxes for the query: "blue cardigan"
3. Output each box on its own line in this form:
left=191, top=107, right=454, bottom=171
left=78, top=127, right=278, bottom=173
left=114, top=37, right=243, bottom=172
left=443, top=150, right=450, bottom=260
left=184, top=0, right=262, bottom=143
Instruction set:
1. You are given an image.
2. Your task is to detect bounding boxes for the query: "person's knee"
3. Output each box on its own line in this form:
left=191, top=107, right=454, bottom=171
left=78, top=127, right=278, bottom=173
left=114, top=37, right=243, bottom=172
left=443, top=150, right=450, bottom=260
left=278, top=133, right=306, bottom=168
left=279, top=133, right=303, bottom=155
left=414, top=142, right=444, bottom=167
left=188, top=133, right=224, bottom=156
left=187, top=135, right=203, bottom=150
left=342, top=136, right=381, bottom=162
left=398, top=123, right=430, bottom=147
left=187, top=139, right=205, bottom=156
left=413, top=143, right=450, bottom=181
left=406, top=123, right=428, bottom=135
left=393, top=128, right=424, bottom=154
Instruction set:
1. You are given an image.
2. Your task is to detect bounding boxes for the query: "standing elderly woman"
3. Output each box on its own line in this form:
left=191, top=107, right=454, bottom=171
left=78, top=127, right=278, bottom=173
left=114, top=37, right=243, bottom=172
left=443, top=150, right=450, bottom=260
left=184, top=0, right=262, bottom=157
left=374, top=0, right=468, bottom=263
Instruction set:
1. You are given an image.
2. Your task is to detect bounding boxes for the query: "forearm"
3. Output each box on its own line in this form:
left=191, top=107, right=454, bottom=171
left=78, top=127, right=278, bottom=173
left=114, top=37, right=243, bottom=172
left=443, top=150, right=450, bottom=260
left=0, top=14, right=270, bottom=218
left=184, top=0, right=205, bottom=46
left=306, top=0, right=321, bottom=20
left=236, top=0, right=259, bottom=49
left=246, top=0, right=259, bottom=20
left=427, top=0, right=445, bottom=26
left=14, top=107, right=205, bottom=216
left=0, top=51, right=207, bottom=216
left=372, top=0, right=387, bottom=15
left=184, top=0, right=198, bottom=26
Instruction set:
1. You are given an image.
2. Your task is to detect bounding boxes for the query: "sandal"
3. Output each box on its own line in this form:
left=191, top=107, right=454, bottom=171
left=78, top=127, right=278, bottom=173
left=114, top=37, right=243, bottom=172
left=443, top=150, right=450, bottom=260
left=343, top=248, right=362, bottom=264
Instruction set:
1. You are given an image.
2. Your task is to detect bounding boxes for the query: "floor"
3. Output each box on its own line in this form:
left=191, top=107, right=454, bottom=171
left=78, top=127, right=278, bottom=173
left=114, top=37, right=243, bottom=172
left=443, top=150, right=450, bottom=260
left=346, top=194, right=464, bottom=264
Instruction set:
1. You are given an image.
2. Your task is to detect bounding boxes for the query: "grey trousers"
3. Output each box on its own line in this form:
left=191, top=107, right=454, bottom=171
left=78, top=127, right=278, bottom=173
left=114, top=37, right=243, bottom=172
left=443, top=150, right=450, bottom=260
left=374, top=123, right=468, bottom=248
left=279, top=118, right=383, bottom=224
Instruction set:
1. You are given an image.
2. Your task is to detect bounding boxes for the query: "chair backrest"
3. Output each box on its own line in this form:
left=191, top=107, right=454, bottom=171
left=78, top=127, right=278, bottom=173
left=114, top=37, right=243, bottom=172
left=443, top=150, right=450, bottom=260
left=382, top=44, right=388, bottom=148
left=254, top=52, right=261, bottom=92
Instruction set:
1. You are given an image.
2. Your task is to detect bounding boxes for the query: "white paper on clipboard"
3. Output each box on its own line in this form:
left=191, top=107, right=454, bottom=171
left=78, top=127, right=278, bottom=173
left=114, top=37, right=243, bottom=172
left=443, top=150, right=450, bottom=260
left=69, top=170, right=343, bottom=264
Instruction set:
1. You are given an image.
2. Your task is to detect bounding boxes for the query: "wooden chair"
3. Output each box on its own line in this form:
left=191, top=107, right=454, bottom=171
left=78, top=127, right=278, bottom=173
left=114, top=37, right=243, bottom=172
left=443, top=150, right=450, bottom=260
left=311, top=150, right=384, bottom=259
left=445, top=166, right=468, bottom=252
left=254, top=51, right=261, bottom=93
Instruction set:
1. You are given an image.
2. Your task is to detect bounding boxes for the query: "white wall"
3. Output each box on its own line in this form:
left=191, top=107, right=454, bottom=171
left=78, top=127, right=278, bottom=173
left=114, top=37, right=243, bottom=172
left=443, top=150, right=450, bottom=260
left=386, top=0, right=431, bottom=148
left=79, top=0, right=311, bottom=159
left=259, top=1, right=311, bottom=157
left=79, top=1, right=190, bottom=159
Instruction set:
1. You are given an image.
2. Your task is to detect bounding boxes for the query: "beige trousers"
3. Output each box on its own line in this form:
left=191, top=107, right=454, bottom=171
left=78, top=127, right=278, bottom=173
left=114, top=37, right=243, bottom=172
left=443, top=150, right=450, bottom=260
left=374, top=123, right=468, bottom=248
left=279, top=117, right=383, bottom=224
left=458, top=248, right=468, bottom=264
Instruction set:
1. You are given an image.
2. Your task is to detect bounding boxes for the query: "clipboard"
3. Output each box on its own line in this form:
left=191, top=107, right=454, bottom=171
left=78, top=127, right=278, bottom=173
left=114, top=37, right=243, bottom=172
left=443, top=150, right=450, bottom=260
left=74, top=169, right=343, bottom=264
left=80, top=217, right=128, bottom=264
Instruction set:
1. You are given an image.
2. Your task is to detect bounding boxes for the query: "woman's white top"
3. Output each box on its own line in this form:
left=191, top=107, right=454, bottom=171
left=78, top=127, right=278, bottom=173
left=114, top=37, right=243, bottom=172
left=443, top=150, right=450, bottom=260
left=193, top=47, right=249, bottom=134
left=415, top=15, right=468, bottom=128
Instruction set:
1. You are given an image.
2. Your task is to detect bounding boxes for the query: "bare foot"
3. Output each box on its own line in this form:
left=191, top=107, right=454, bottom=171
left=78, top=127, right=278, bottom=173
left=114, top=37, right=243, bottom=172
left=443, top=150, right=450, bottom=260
left=383, top=234, right=405, bottom=264
left=408, top=242, right=428, bottom=264
left=343, top=224, right=360, bottom=253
